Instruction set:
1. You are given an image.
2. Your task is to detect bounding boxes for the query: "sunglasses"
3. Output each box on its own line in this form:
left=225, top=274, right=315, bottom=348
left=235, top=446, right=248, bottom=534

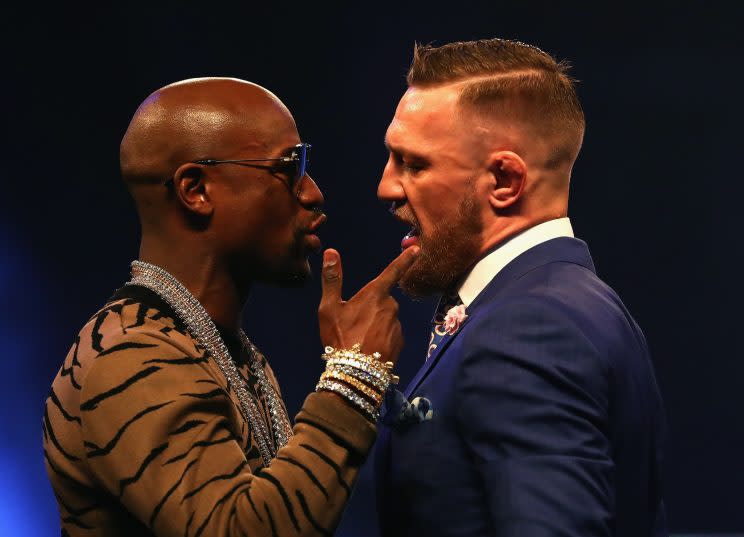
left=177, top=143, right=311, bottom=193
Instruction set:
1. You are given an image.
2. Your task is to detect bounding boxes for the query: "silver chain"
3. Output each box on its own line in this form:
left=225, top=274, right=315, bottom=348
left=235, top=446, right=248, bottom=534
left=239, top=333, right=292, bottom=451
left=127, top=260, right=292, bottom=467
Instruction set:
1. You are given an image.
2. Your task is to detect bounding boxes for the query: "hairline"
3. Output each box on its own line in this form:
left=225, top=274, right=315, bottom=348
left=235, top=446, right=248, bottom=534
left=406, top=70, right=584, bottom=170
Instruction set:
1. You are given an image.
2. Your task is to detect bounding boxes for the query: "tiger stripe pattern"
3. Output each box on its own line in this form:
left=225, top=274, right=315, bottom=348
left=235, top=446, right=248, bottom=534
left=43, top=286, right=376, bottom=536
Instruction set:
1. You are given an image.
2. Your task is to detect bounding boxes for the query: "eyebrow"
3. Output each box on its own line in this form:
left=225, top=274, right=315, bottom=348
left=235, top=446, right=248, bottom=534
left=384, top=137, right=427, bottom=161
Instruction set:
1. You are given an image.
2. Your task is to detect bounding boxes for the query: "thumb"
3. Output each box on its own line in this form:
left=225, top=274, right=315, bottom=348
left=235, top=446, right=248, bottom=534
left=320, top=248, right=343, bottom=305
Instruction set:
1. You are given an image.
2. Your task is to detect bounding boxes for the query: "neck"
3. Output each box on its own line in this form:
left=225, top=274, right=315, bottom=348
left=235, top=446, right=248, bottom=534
left=479, top=214, right=563, bottom=255
left=139, top=235, right=249, bottom=332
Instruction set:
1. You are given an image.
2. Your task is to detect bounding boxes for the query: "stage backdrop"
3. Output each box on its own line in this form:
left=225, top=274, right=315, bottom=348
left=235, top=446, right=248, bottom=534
left=2, top=3, right=742, bottom=535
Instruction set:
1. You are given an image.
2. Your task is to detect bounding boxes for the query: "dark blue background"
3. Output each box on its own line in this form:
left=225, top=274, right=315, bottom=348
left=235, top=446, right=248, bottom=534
left=3, top=3, right=742, bottom=535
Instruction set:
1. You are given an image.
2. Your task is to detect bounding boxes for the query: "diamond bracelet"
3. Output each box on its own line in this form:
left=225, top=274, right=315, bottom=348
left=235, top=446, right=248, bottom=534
left=321, top=345, right=393, bottom=371
left=316, top=379, right=379, bottom=421
left=320, top=370, right=384, bottom=405
left=325, top=363, right=390, bottom=392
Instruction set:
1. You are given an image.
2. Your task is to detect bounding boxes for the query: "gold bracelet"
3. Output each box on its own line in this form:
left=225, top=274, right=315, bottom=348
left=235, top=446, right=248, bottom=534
left=322, top=344, right=394, bottom=371
left=325, top=356, right=399, bottom=386
left=321, top=370, right=383, bottom=405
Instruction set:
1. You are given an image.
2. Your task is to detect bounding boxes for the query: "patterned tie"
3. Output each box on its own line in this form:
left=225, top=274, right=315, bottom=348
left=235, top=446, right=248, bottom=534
left=426, top=290, right=462, bottom=360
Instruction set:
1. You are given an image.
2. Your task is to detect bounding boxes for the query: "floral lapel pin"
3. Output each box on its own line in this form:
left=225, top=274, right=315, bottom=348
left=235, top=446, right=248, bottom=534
left=443, top=304, right=468, bottom=335
left=382, top=389, right=434, bottom=428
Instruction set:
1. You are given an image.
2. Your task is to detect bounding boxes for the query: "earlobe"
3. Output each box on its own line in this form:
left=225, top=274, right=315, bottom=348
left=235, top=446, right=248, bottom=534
left=487, top=151, right=526, bottom=210
left=172, top=163, right=213, bottom=217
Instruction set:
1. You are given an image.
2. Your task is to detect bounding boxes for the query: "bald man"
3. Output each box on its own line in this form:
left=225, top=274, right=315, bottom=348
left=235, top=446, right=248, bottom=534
left=374, top=40, right=667, bottom=536
left=43, top=78, right=418, bottom=537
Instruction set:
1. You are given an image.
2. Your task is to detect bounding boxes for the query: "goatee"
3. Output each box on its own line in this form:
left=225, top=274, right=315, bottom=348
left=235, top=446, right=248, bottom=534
left=399, top=184, right=483, bottom=297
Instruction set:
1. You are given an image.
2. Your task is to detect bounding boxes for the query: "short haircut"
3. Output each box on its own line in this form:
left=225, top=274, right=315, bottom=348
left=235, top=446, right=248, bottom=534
left=407, top=38, right=585, bottom=169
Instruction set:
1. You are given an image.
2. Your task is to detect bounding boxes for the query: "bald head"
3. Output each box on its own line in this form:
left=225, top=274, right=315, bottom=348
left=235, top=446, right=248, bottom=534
left=120, top=77, right=295, bottom=186
left=122, top=77, right=325, bottom=291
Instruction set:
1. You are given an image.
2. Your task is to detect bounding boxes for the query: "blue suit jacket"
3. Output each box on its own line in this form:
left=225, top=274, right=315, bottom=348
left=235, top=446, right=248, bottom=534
left=375, top=238, right=667, bottom=537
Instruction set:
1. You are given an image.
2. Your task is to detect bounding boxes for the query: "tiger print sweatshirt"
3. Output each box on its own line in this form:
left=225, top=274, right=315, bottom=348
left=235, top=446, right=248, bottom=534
left=43, top=285, right=377, bottom=536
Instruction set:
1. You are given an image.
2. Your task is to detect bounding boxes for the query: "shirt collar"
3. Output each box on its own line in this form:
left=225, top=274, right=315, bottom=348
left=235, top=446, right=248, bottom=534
left=457, top=217, right=575, bottom=307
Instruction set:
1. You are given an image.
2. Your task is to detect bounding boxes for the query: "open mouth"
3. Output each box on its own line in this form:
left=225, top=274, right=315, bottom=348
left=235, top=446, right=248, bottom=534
left=390, top=203, right=421, bottom=251
left=401, top=226, right=420, bottom=250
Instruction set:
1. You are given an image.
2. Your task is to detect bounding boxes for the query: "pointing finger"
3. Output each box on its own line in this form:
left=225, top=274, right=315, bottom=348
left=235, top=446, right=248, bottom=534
left=374, top=245, right=420, bottom=292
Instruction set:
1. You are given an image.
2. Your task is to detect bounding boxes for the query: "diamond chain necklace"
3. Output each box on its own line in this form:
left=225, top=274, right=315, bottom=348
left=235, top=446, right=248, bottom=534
left=127, top=260, right=292, bottom=467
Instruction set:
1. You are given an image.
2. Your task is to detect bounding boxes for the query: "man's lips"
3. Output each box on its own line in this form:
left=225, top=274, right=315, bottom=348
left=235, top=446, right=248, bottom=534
left=401, top=228, right=420, bottom=250
left=303, top=213, right=326, bottom=252
left=306, top=213, right=327, bottom=234
left=389, top=207, right=421, bottom=250
left=392, top=213, right=420, bottom=250
left=304, top=234, right=322, bottom=251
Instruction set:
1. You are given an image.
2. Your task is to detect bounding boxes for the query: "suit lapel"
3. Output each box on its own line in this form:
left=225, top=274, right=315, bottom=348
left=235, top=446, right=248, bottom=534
left=403, top=314, right=473, bottom=398
left=402, top=237, right=596, bottom=399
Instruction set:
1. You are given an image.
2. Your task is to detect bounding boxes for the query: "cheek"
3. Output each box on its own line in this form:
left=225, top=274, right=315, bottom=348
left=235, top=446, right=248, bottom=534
left=406, top=185, right=453, bottom=230
left=254, top=203, right=302, bottom=248
left=215, top=196, right=292, bottom=248
left=409, top=170, right=478, bottom=227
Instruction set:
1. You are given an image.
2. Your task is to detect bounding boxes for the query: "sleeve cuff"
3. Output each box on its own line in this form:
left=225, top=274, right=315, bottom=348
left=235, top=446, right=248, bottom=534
left=295, top=391, right=378, bottom=456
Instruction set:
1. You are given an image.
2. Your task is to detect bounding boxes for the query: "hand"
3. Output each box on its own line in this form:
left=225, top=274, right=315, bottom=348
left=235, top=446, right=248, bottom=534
left=318, top=246, right=419, bottom=366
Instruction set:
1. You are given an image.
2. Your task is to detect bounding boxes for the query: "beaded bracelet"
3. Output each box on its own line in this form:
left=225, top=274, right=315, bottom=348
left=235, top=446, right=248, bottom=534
left=316, top=379, right=379, bottom=421
left=320, top=370, right=384, bottom=405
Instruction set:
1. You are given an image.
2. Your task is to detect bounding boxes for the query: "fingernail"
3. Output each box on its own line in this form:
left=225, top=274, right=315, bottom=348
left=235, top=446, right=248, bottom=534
left=323, top=251, right=337, bottom=268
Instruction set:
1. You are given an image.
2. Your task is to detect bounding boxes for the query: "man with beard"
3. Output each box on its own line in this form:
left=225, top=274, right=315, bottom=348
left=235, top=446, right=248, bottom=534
left=43, top=77, right=418, bottom=537
left=374, top=39, right=667, bottom=537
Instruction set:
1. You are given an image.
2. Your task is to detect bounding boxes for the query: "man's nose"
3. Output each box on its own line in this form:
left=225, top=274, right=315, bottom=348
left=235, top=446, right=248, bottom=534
left=297, top=174, right=324, bottom=209
left=377, top=162, right=405, bottom=202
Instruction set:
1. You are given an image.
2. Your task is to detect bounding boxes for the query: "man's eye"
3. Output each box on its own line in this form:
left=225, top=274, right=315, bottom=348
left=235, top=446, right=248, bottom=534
left=270, top=163, right=295, bottom=177
left=390, top=152, right=425, bottom=173
left=403, top=162, right=425, bottom=172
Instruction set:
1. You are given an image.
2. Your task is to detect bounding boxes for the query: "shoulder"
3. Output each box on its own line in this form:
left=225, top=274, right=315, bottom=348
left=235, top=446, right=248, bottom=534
left=70, top=298, right=214, bottom=397
left=77, top=297, right=202, bottom=361
left=468, top=258, right=638, bottom=354
left=463, top=291, right=596, bottom=349
left=458, top=292, right=610, bottom=397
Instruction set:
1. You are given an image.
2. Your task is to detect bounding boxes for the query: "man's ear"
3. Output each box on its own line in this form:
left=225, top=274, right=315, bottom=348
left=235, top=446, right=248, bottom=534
left=171, top=163, right=214, bottom=217
left=486, top=150, right=526, bottom=210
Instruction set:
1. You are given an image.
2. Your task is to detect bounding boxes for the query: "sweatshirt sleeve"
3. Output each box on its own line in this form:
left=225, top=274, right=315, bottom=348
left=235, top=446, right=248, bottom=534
left=80, top=327, right=376, bottom=537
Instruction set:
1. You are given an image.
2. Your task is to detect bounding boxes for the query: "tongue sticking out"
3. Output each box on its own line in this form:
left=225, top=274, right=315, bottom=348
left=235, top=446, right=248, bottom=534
left=401, top=228, right=420, bottom=250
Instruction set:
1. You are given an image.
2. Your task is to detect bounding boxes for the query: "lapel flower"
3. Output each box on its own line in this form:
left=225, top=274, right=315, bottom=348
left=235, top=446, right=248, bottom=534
left=443, top=304, right=468, bottom=335
left=382, top=389, right=434, bottom=428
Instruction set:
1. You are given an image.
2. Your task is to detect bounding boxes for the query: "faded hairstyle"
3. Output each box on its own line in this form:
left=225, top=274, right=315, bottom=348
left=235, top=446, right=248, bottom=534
left=408, top=38, right=585, bottom=169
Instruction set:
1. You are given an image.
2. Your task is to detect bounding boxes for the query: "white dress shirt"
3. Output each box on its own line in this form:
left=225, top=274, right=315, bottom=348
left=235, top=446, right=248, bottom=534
left=457, top=218, right=575, bottom=307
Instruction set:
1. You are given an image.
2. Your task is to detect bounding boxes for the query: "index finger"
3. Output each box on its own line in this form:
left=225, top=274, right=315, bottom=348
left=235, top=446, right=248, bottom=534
left=374, top=245, right=420, bottom=292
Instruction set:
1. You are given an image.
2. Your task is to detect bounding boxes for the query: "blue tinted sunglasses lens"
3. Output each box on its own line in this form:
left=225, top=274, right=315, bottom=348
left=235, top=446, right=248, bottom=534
left=296, top=143, right=310, bottom=180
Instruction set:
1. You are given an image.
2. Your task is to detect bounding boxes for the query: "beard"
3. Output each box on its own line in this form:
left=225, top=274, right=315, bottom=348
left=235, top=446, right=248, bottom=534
left=399, top=182, right=483, bottom=298
left=263, top=227, right=314, bottom=287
